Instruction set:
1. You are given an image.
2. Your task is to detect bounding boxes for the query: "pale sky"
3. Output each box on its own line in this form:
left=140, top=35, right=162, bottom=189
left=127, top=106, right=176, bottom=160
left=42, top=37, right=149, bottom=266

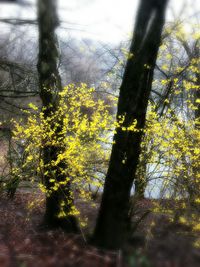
left=0, top=0, right=200, bottom=43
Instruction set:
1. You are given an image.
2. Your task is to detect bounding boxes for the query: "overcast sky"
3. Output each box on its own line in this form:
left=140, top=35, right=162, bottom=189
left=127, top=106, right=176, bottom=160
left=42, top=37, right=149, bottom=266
left=0, top=0, right=199, bottom=43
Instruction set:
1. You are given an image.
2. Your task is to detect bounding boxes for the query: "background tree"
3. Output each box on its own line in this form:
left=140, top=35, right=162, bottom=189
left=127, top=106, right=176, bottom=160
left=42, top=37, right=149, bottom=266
left=37, top=0, right=79, bottom=232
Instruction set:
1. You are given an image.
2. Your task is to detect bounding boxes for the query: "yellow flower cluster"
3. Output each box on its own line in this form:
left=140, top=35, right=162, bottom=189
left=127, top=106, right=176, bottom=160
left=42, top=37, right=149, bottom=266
left=12, top=83, right=116, bottom=222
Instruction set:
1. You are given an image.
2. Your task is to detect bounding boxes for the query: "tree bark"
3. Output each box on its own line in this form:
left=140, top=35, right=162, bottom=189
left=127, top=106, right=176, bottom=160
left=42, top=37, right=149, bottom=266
left=93, top=0, right=168, bottom=249
left=37, top=0, right=79, bottom=232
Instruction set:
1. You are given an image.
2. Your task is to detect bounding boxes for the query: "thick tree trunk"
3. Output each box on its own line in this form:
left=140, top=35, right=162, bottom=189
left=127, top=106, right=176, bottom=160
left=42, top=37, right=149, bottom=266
left=37, top=0, right=79, bottom=232
left=93, top=0, right=168, bottom=249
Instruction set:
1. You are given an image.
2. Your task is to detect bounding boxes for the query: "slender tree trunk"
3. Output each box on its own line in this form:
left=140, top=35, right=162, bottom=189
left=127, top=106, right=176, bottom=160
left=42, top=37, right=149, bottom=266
left=37, top=0, right=79, bottom=232
left=181, top=41, right=200, bottom=208
left=93, top=0, right=168, bottom=249
left=134, top=158, right=147, bottom=199
left=191, top=48, right=200, bottom=209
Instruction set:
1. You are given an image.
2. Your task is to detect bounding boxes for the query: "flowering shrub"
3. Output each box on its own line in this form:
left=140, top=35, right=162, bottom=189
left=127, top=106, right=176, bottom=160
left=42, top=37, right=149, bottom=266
left=11, top=84, right=118, bottom=218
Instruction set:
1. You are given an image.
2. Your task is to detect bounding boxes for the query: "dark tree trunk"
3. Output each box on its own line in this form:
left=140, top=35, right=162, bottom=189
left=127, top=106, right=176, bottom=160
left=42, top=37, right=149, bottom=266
left=37, top=0, right=79, bottom=232
left=93, top=0, right=168, bottom=249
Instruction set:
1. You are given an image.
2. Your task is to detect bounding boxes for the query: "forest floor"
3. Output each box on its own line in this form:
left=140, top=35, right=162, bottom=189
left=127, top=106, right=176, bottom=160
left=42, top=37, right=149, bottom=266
left=0, top=192, right=200, bottom=267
